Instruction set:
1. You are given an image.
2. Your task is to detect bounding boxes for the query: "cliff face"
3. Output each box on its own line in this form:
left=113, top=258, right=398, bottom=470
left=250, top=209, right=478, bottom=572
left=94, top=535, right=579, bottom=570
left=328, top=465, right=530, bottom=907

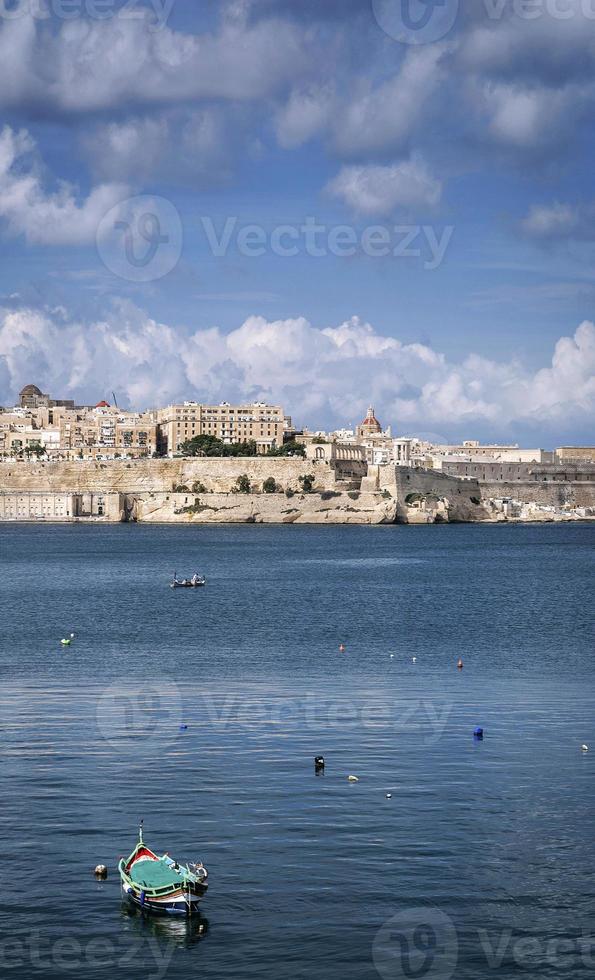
left=135, top=491, right=397, bottom=525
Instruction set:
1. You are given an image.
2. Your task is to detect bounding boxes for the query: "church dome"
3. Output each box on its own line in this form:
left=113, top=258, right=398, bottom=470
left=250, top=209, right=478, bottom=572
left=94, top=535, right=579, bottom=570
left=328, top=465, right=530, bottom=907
left=359, top=406, right=382, bottom=432
left=20, top=384, right=43, bottom=397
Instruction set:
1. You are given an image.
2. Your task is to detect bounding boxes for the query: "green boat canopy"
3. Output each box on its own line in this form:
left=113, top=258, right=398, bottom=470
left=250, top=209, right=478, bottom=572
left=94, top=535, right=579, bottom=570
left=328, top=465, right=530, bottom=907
left=129, top=858, right=186, bottom=890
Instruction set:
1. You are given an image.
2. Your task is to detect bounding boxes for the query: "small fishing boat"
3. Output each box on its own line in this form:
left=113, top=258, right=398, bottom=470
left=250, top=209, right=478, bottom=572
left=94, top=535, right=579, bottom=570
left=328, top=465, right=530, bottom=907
left=170, top=572, right=206, bottom=588
left=119, top=823, right=208, bottom=916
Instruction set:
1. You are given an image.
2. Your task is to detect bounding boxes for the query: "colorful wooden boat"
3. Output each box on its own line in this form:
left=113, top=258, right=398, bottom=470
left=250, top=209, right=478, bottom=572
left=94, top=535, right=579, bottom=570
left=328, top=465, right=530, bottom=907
left=119, top=823, right=208, bottom=916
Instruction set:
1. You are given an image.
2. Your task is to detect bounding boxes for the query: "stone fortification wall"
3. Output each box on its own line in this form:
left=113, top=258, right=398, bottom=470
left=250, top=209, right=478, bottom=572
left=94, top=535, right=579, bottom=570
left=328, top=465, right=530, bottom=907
left=0, top=457, right=341, bottom=495
left=479, top=480, right=595, bottom=509
left=363, top=465, right=488, bottom=522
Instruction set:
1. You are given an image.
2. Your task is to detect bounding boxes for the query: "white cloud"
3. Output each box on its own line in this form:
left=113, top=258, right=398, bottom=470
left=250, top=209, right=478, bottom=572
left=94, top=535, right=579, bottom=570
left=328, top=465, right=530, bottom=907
left=275, top=85, right=335, bottom=149
left=0, top=126, right=127, bottom=246
left=1, top=302, right=593, bottom=437
left=80, top=109, right=237, bottom=185
left=330, top=46, right=445, bottom=158
left=481, top=83, right=576, bottom=149
left=520, top=202, right=580, bottom=239
left=0, top=10, right=312, bottom=114
left=327, top=159, right=442, bottom=217
left=520, top=200, right=595, bottom=242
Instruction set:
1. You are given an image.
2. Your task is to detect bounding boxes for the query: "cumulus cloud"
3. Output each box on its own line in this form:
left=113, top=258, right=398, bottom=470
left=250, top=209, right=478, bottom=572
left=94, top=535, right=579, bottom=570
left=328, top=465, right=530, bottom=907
left=0, top=9, right=312, bottom=115
left=480, top=82, right=579, bottom=150
left=1, top=302, right=593, bottom=437
left=329, top=46, right=445, bottom=159
left=520, top=201, right=595, bottom=242
left=80, top=109, right=239, bottom=186
left=0, top=126, right=127, bottom=246
left=327, top=159, right=442, bottom=217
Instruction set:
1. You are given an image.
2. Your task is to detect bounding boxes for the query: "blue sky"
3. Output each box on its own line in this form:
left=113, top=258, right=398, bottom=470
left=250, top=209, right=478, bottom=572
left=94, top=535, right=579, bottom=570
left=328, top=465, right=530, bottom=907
left=0, top=0, right=594, bottom=447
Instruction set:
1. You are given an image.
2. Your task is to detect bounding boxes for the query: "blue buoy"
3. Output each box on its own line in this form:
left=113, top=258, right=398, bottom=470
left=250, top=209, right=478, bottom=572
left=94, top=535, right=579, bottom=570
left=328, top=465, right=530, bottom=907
left=473, top=727, right=484, bottom=739
left=180, top=725, right=188, bottom=731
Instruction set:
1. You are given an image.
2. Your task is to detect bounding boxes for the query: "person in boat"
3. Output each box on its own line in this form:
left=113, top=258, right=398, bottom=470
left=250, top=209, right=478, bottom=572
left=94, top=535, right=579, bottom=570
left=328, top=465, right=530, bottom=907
left=191, top=573, right=200, bottom=585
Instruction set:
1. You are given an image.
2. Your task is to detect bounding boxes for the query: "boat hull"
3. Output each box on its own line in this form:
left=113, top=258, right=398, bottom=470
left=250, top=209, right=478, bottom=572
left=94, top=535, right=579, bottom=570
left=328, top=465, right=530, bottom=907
left=122, top=881, right=204, bottom=916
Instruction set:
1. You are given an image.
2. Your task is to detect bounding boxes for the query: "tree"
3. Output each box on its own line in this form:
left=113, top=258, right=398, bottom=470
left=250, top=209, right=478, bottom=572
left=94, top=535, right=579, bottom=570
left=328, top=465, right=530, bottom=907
left=180, top=434, right=224, bottom=457
left=24, top=442, right=45, bottom=459
left=267, top=440, right=306, bottom=458
left=234, top=474, right=252, bottom=494
left=192, top=481, right=207, bottom=494
left=299, top=474, right=315, bottom=494
left=179, top=435, right=259, bottom=458
left=263, top=477, right=278, bottom=494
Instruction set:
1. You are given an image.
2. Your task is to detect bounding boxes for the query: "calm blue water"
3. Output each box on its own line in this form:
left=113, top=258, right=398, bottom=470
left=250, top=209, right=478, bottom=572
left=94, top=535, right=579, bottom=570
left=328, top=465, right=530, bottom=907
left=0, top=523, right=594, bottom=980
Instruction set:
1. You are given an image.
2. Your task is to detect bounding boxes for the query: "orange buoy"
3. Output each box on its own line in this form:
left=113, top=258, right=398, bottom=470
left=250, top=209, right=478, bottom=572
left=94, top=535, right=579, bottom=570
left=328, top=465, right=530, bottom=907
left=457, top=658, right=464, bottom=670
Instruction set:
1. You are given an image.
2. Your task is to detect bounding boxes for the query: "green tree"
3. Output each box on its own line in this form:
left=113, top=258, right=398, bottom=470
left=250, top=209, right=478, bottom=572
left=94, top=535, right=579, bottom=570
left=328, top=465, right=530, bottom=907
left=267, top=440, right=306, bottom=458
left=263, top=477, right=278, bottom=493
left=180, top=434, right=224, bottom=457
left=234, top=474, right=252, bottom=494
left=299, top=474, right=315, bottom=494
left=179, top=435, right=259, bottom=458
left=192, top=481, right=207, bottom=493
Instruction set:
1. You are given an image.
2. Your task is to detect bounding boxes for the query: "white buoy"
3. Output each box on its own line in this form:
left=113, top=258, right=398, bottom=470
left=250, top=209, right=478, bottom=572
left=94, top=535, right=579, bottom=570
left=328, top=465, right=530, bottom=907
left=390, top=654, right=394, bottom=659
left=581, top=744, right=589, bottom=753
left=412, top=657, right=417, bottom=663
left=386, top=793, right=392, bottom=799
left=94, top=865, right=108, bottom=879
left=348, top=775, right=359, bottom=782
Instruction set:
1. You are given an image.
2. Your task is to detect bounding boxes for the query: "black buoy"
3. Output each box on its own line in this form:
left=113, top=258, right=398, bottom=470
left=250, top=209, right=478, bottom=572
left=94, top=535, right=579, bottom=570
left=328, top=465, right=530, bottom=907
left=315, top=756, right=325, bottom=773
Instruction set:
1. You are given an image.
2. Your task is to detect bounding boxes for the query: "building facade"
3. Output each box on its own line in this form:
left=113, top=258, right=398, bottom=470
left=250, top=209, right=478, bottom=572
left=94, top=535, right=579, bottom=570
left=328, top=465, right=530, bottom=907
left=156, top=401, right=285, bottom=455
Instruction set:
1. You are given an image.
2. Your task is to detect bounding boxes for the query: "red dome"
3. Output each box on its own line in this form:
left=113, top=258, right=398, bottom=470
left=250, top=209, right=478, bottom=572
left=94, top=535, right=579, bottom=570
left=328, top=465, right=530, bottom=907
left=360, top=406, right=381, bottom=429
left=95, top=400, right=111, bottom=408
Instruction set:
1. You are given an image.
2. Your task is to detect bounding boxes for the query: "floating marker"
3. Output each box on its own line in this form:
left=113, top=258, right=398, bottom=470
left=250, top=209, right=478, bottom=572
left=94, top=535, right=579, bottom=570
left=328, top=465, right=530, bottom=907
left=581, top=744, right=589, bottom=753
left=179, top=725, right=188, bottom=731
left=473, top=727, right=484, bottom=740
left=412, top=657, right=417, bottom=663
left=386, top=793, right=392, bottom=799
left=348, top=775, right=359, bottom=783
left=315, top=756, right=325, bottom=771
left=339, top=644, right=346, bottom=653
left=457, top=658, right=464, bottom=670
left=94, top=865, right=108, bottom=879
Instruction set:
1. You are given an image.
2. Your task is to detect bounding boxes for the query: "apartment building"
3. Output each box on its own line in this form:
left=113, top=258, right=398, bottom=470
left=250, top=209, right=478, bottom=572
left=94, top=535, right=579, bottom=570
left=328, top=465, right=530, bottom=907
left=0, top=403, right=157, bottom=459
left=156, top=401, right=285, bottom=455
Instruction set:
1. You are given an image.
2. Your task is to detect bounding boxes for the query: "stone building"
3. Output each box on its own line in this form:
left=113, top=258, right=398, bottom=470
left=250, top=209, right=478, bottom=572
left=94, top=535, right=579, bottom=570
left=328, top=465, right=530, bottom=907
left=19, top=384, right=75, bottom=411
left=555, top=447, right=595, bottom=464
left=156, top=401, right=285, bottom=455
left=0, top=403, right=157, bottom=459
left=305, top=441, right=367, bottom=480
